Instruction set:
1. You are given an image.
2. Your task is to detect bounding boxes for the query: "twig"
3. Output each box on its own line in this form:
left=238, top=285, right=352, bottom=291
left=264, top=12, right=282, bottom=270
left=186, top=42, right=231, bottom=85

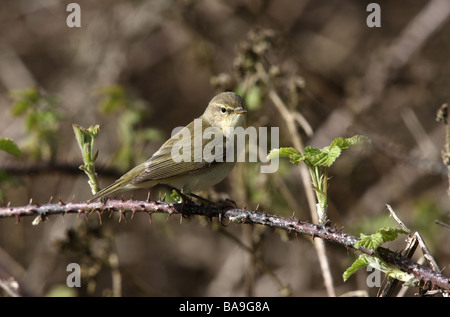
left=256, top=61, right=336, bottom=296
left=0, top=278, right=21, bottom=297
left=0, top=162, right=121, bottom=178
left=386, top=204, right=408, bottom=230
left=268, top=86, right=335, bottom=295
left=401, top=108, right=438, bottom=160
left=1, top=198, right=448, bottom=291
left=380, top=205, right=444, bottom=296
left=380, top=205, right=418, bottom=297
left=436, top=103, right=450, bottom=198
left=435, top=220, right=450, bottom=230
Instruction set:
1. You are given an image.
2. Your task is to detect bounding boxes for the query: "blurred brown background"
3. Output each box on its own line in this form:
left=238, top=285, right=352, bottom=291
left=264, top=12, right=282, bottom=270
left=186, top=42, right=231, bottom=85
left=0, top=0, right=449, bottom=297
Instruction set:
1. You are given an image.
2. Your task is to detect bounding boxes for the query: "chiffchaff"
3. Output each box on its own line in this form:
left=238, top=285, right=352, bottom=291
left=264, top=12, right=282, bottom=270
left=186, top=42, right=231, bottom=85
left=88, top=92, right=247, bottom=202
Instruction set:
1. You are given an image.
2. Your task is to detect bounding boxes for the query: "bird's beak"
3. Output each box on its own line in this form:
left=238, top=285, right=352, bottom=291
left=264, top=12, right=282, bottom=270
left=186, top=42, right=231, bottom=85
left=234, top=108, right=247, bottom=114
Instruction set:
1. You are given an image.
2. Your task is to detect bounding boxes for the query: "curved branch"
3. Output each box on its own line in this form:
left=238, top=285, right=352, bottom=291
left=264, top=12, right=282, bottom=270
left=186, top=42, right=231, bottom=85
left=0, top=198, right=448, bottom=291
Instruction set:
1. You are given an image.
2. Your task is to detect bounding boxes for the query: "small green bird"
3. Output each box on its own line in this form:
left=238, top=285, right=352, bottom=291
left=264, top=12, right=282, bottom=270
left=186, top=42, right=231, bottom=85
left=88, top=92, right=247, bottom=202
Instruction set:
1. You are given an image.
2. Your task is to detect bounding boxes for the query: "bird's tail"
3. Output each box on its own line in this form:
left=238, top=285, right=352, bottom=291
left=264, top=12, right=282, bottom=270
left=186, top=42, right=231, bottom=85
left=87, top=179, right=129, bottom=203
left=87, top=161, right=146, bottom=202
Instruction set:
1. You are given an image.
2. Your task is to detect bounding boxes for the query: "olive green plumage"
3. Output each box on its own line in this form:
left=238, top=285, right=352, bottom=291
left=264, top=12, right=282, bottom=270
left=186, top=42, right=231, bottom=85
left=88, top=92, right=246, bottom=202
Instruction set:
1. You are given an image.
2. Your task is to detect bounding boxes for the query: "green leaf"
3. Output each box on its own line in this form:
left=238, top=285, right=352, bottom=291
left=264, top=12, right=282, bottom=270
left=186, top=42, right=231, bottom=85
left=11, top=100, right=32, bottom=116
left=9, top=88, right=62, bottom=161
left=343, top=254, right=416, bottom=283
left=377, top=227, right=410, bottom=243
left=73, top=124, right=101, bottom=194
left=97, top=85, right=131, bottom=114
left=10, top=88, right=40, bottom=116
left=345, top=227, right=410, bottom=282
left=0, top=138, right=22, bottom=156
left=266, top=149, right=278, bottom=161
left=343, top=254, right=369, bottom=281
left=267, top=147, right=303, bottom=165
left=356, top=233, right=382, bottom=249
left=245, top=86, right=262, bottom=111
left=73, top=124, right=100, bottom=153
left=331, top=135, right=371, bottom=149
left=170, top=190, right=183, bottom=203
left=137, top=128, right=163, bottom=143
left=303, top=145, right=342, bottom=167
left=355, top=227, right=410, bottom=250
left=267, top=135, right=370, bottom=168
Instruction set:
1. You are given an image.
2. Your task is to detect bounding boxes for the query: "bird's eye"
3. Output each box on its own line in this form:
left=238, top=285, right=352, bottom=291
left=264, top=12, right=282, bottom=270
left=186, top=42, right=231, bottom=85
left=221, top=107, right=227, bottom=114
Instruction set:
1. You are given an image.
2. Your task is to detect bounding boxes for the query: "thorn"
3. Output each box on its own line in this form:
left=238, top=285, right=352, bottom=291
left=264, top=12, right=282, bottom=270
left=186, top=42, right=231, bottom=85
left=255, top=204, right=260, bottom=211
left=29, top=198, right=33, bottom=205
left=77, top=209, right=86, bottom=221
left=97, top=210, right=103, bottom=225
left=147, top=191, right=151, bottom=202
left=162, top=193, right=167, bottom=202
left=58, top=199, right=65, bottom=206
left=15, top=215, right=21, bottom=224
left=71, top=195, right=75, bottom=202
left=118, top=211, right=127, bottom=223
left=166, top=209, right=175, bottom=220
left=49, top=196, right=54, bottom=203
left=131, top=209, right=136, bottom=219
left=291, top=211, right=296, bottom=219
left=148, top=212, right=152, bottom=224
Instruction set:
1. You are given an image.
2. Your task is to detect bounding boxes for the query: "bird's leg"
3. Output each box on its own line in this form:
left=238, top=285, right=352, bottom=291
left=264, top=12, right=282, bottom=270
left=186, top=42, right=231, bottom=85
left=155, top=184, right=194, bottom=204
left=156, top=184, right=220, bottom=207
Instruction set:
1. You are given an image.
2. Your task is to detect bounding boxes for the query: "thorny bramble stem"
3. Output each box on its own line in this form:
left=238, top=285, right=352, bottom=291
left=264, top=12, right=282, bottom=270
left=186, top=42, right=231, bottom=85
left=0, top=198, right=449, bottom=290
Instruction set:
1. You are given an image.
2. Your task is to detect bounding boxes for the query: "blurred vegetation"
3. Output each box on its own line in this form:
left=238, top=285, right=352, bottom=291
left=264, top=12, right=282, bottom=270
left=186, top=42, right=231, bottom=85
left=97, top=85, right=163, bottom=172
left=10, top=88, right=62, bottom=162
left=0, top=0, right=449, bottom=297
left=0, top=137, right=21, bottom=202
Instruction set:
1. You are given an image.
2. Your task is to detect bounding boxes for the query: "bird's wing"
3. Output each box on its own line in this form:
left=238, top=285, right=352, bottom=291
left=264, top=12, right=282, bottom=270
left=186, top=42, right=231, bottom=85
left=130, top=119, right=228, bottom=185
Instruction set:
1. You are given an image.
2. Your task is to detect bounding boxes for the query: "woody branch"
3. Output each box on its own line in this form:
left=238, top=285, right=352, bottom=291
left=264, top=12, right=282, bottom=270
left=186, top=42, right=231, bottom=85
left=0, top=198, right=448, bottom=290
